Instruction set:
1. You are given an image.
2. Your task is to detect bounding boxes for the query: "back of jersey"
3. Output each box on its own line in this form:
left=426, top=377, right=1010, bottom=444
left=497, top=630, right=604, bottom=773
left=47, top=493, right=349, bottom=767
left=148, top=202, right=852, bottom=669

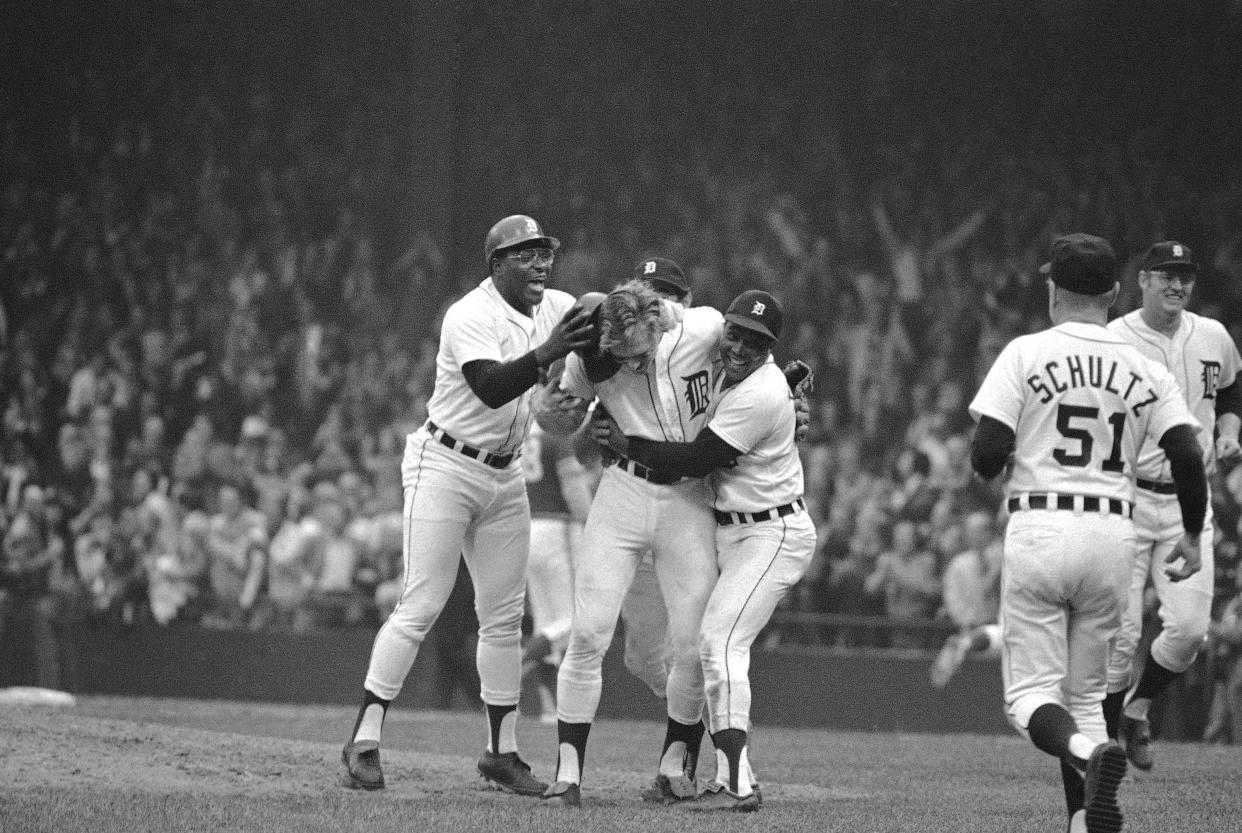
left=970, top=321, right=1195, bottom=503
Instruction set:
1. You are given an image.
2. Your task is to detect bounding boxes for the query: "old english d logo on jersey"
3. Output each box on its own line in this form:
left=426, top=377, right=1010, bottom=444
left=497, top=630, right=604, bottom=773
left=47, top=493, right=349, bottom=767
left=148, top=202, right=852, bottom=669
left=1202, top=360, right=1222, bottom=399
left=683, top=370, right=711, bottom=418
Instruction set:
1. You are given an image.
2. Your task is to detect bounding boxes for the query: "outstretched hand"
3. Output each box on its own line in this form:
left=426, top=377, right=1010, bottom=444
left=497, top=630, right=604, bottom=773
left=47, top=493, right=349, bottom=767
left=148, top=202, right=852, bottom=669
left=536, top=305, right=596, bottom=366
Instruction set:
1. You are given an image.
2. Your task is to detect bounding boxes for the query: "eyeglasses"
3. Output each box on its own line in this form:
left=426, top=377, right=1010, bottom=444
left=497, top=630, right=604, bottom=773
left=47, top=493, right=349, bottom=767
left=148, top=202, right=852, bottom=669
left=1151, top=271, right=1196, bottom=287
left=503, top=247, right=555, bottom=265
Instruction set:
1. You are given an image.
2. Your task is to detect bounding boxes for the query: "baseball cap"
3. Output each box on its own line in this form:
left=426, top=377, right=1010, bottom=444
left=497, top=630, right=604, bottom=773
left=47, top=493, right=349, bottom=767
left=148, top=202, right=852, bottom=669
left=633, top=257, right=690, bottom=297
left=1039, top=233, right=1117, bottom=296
left=1140, top=240, right=1198, bottom=274
left=724, top=290, right=783, bottom=341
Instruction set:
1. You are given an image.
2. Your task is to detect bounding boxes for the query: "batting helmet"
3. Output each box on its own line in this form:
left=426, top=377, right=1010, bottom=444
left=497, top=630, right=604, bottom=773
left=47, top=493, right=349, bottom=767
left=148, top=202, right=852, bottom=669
left=484, top=215, right=561, bottom=264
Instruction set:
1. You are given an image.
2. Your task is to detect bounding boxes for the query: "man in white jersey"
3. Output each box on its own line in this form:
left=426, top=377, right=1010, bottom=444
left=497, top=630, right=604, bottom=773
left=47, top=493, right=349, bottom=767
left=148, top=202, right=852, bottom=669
left=1103, top=240, right=1242, bottom=769
left=340, top=215, right=595, bottom=793
left=592, top=289, right=816, bottom=812
left=536, top=276, right=724, bottom=808
left=969, top=233, right=1207, bottom=833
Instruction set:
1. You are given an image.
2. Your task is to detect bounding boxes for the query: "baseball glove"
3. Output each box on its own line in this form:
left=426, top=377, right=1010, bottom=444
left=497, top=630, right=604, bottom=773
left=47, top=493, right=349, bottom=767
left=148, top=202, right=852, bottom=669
left=783, top=359, right=814, bottom=394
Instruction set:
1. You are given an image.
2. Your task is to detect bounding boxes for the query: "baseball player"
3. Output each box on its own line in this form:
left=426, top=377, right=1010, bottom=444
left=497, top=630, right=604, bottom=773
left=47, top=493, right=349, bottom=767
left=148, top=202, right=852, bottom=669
left=1103, top=240, right=1242, bottom=769
left=520, top=419, right=594, bottom=723
left=536, top=274, right=723, bottom=808
left=592, top=289, right=816, bottom=811
left=969, top=233, right=1207, bottom=833
left=340, top=215, right=595, bottom=794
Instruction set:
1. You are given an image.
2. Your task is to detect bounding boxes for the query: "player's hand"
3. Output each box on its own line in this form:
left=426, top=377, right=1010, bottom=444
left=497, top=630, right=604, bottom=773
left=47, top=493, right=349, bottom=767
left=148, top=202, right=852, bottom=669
left=1164, top=532, right=1203, bottom=582
left=590, top=409, right=628, bottom=457
left=1217, top=435, right=1242, bottom=466
left=536, top=305, right=596, bottom=365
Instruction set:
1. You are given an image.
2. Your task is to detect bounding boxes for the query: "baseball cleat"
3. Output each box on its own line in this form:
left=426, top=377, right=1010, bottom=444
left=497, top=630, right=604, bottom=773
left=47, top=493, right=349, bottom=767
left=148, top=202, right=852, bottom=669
left=682, top=781, right=761, bottom=812
left=1083, top=742, right=1127, bottom=833
left=1119, top=713, right=1154, bottom=771
left=341, top=740, right=385, bottom=790
left=640, top=772, right=698, bottom=804
left=540, top=780, right=581, bottom=807
left=930, top=634, right=972, bottom=689
left=477, top=750, right=547, bottom=796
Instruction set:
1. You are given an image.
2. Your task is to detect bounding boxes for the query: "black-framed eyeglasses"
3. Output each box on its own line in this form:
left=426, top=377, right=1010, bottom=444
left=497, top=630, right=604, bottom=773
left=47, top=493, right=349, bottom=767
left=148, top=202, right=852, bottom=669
left=504, top=247, right=555, bottom=265
left=1152, top=271, right=1196, bottom=287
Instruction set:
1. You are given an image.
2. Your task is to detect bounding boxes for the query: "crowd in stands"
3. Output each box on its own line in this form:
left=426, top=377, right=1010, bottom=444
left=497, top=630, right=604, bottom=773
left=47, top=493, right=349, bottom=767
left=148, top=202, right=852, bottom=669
left=3, top=0, right=1242, bottom=739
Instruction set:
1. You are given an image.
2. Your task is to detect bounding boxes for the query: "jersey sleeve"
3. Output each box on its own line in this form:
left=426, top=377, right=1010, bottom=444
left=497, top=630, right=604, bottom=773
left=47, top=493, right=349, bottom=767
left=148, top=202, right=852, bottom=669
left=559, top=352, right=596, bottom=399
left=442, top=299, right=503, bottom=366
left=968, top=338, right=1025, bottom=429
left=708, top=369, right=783, bottom=455
left=1142, top=361, right=1200, bottom=445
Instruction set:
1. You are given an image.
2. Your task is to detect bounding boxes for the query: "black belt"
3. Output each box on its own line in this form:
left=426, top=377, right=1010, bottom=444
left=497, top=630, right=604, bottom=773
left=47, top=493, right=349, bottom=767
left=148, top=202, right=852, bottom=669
left=612, top=455, right=682, bottom=485
left=426, top=421, right=516, bottom=469
left=1137, top=478, right=1177, bottom=495
left=715, top=499, right=806, bottom=526
left=1007, top=493, right=1132, bottom=519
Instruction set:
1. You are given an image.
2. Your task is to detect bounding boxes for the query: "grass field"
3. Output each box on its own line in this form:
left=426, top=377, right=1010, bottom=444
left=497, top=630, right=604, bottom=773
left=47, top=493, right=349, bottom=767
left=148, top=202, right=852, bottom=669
left=1, top=695, right=1238, bottom=833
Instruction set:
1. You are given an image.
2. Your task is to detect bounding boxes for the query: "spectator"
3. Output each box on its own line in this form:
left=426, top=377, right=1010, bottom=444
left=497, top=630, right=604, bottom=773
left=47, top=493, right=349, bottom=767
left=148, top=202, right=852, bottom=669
left=201, top=483, right=268, bottom=628
left=864, top=517, right=941, bottom=649
left=930, top=510, right=1005, bottom=688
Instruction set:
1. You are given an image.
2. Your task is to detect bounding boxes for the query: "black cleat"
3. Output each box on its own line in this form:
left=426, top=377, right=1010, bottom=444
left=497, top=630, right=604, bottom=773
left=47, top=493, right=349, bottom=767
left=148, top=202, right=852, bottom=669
left=540, top=780, right=581, bottom=807
left=477, top=750, right=547, bottom=796
left=1119, top=713, right=1154, bottom=771
left=1083, top=742, right=1127, bottom=833
left=341, top=740, right=385, bottom=790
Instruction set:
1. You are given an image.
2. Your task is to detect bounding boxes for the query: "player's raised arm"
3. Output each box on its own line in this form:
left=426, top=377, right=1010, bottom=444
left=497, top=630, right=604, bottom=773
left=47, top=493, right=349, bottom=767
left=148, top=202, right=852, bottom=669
left=463, top=304, right=594, bottom=409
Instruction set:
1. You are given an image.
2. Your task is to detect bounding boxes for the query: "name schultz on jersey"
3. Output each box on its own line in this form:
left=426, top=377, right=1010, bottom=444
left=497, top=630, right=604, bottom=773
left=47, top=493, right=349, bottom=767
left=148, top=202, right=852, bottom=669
left=1026, top=353, right=1158, bottom=415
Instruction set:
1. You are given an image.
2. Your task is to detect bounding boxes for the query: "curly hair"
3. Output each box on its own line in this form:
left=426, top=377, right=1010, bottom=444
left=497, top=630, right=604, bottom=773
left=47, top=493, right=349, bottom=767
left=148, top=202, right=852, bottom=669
left=598, top=280, right=674, bottom=353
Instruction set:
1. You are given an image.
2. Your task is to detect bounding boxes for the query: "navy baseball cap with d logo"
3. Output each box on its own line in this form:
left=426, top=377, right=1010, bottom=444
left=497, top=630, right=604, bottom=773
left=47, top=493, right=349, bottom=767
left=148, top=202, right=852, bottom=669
left=1140, top=240, right=1198, bottom=274
left=633, top=257, right=690, bottom=297
left=1039, top=233, right=1117, bottom=295
left=725, top=289, right=783, bottom=341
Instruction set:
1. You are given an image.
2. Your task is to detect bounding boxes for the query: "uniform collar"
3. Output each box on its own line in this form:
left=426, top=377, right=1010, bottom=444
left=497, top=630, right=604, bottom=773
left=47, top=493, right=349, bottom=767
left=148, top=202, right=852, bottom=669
left=481, top=276, right=537, bottom=330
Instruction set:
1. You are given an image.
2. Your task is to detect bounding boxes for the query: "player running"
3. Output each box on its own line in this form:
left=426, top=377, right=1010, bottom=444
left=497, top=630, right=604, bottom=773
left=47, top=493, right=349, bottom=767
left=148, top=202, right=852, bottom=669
left=1103, top=240, right=1242, bottom=769
left=592, top=289, right=816, bottom=811
left=339, top=215, right=594, bottom=793
left=969, top=233, right=1207, bottom=833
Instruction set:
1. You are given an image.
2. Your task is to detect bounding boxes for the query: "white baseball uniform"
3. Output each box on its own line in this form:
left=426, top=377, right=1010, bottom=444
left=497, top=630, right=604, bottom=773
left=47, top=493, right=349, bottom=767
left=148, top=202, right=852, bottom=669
left=363, top=276, right=575, bottom=707
left=554, top=301, right=722, bottom=728
left=699, top=360, right=817, bottom=735
left=969, top=321, right=1196, bottom=742
left=1106, top=309, right=1242, bottom=686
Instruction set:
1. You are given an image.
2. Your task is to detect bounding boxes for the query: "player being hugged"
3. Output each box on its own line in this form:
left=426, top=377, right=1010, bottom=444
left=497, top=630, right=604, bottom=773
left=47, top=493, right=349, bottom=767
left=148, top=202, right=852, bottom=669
left=340, top=215, right=595, bottom=794
left=970, top=234, right=1207, bottom=833
left=1102, top=241, right=1242, bottom=771
left=593, top=290, right=817, bottom=812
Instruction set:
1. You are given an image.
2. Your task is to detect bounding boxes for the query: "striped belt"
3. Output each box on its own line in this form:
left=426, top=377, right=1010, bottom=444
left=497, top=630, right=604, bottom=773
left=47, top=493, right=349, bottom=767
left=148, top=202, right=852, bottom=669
left=1137, top=478, right=1177, bottom=495
left=612, top=455, right=682, bottom=485
left=1007, top=493, right=1132, bottom=519
left=715, top=498, right=806, bottom=526
left=426, top=421, right=516, bottom=469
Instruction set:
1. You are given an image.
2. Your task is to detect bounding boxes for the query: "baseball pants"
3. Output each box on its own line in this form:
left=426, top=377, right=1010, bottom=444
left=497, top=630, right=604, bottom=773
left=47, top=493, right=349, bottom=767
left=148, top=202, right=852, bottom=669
left=527, top=516, right=579, bottom=653
left=364, top=432, right=529, bottom=706
left=1107, top=495, right=1215, bottom=691
left=702, top=512, right=817, bottom=733
left=620, top=551, right=670, bottom=698
left=1001, top=510, right=1134, bottom=744
left=556, top=467, right=718, bottom=726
